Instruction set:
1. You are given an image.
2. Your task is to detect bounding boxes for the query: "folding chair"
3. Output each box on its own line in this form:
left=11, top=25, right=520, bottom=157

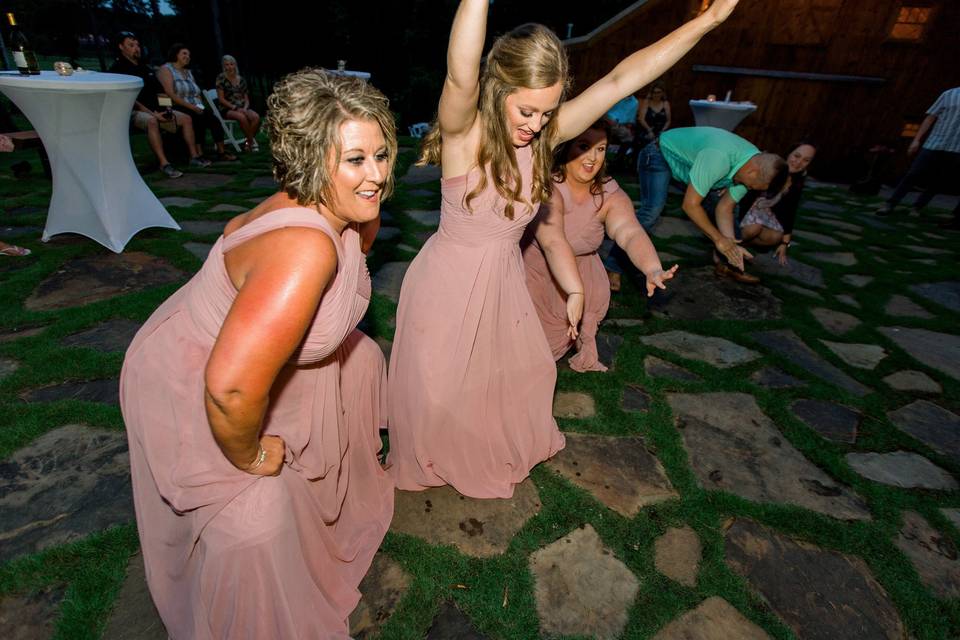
left=203, top=88, right=244, bottom=153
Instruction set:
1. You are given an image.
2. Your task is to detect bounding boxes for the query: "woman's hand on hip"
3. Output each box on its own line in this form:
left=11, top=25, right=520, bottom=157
left=245, top=435, right=286, bottom=476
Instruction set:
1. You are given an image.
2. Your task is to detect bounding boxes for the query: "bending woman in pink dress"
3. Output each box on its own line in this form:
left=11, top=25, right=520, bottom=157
left=120, top=69, right=396, bottom=639
left=387, top=0, right=740, bottom=499
left=523, top=121, right=677, bottom=372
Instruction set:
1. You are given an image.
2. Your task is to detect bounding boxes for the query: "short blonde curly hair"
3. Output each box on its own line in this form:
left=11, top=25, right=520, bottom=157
left=266, top=68, right=397, bottom=208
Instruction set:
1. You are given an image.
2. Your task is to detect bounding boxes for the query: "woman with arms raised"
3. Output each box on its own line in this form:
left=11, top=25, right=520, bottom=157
left=523, top=121, right=677, bottom=372
left=387, top=0, right=739, bottom=499
left=120, top=69, right=395, bottom=639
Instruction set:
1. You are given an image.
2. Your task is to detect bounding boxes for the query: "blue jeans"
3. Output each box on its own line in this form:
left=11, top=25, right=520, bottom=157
left=604, top=143, right=672, bottom=274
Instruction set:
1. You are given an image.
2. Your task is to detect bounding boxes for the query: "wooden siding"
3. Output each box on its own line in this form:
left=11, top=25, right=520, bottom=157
left=565, top=0, right=960, bottom=181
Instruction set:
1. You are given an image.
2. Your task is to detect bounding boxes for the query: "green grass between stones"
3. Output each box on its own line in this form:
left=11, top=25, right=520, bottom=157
left=1, top=133, right=959, bottom=638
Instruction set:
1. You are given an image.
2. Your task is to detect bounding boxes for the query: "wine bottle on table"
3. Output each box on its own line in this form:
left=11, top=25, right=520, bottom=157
left=6, top=13, right=41, bottom=75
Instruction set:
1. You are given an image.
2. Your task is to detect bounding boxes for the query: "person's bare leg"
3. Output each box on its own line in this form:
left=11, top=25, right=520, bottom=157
left=229, top=110, right=254, bottom=145
left=753, top=228, right=783, bottom=247
left=247, top=110, right=261, bottom=137
left=740, top=223, right=764, bottom=244
left=144, top=116, right=171, bottom=167
left=176, top=112, right=201, bottom=158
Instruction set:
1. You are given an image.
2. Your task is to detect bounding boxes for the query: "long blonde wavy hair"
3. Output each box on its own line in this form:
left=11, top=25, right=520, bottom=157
left=266, top=68, right=398, bottom=208
left=418, top=23, right=570, bottom=219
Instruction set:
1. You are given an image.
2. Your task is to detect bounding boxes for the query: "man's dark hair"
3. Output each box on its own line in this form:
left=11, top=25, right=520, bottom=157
left=115, top=31, right=137, bottom=48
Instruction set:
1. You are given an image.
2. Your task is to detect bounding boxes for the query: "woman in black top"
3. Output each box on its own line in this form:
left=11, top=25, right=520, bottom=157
left=739, top=142, right=817, bottom=265
left=636, top=83, right=671, bottom=147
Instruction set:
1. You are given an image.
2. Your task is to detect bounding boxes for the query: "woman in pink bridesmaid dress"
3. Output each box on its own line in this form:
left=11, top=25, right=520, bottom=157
left=120, top=70, right=396, bottom=639
left=523, top=121, right=677, bottom=372
left=387, top=0, right=741, bottom=498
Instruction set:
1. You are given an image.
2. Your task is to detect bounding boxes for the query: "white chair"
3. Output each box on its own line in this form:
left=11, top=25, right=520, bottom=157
left=408, top=122, right=430, bottom=138
left=203, top=88, right=244, bottom=153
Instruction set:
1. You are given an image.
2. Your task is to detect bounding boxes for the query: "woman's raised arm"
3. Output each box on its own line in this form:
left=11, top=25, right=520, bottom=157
left=437, top=0, right=489, bottom=139
left=555, top=0, right=739, bottom=142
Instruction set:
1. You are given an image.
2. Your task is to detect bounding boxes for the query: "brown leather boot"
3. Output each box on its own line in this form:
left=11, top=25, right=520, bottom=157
left=715, top=261, right=761, bottom=284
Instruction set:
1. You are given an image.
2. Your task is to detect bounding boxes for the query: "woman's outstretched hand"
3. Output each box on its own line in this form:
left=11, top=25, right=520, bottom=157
left=704, top=0, right=741, bottom=24
left=645, top=264, right=679, bottom=297
left=566, top=292, right=584, bottom=341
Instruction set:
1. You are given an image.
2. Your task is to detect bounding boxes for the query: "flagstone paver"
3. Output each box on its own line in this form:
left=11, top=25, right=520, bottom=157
left=750, top=253, right=825, bottom=288
left=840, top=274, right=873, bottom=288
left=646, top=267, right=782, bottom=321
left=24, top=252, right=188, bottom=311
left=0, top=425, right=133, bottom=563
left=943, top=509, right=960, bottom=530
left=910, top=281, right=960, bottom=313
left=780, top=283, right=824, bottom=299
left=20, top=378, right=120, bottom=405
left=376, top=226, right=401, bottom=241
left=644, top=356, right=701, bottom=382
left=808, top=251, right=858, bottom=266
left=751, top=330, right=870, bottom=396
left=640, top=330, right=760, bottom=368
left=406, top=209, right=441, bottom=226
left=883, top=370, right=942, bottom=394
left=0, top=326, right=45, bottom=343
left=0, top=357, right=18, bottom=379
left=349, top=553, right=412, bottom=639
left=810, top=307, right=860, bottom=334
left=0, top=586, right=64, bottom=640
left=887, top=400, right=960, bottom=465
left=905, top=245, right=951, bottom=255
left=179, top=219, right=227, bottom=235
left=102, top=553, right=167, bottom=640
left=654, top=526, right=701, bottom=587
left=208, top=203, right=246, bottom=213
left=595, top=333, right=624, bottom=369
left=835, top=294, right=861, bottom=308
left=792, top=229, right=841, bottom=246
left=371, top=261, right=410, bottom=303
left=162, top=173, right=232, bottom=191
left=621, top=384, right=651, bottom=412
left=546, top=433, right=678, bottom=517
left=814, top=218, right=864, bottom=233
left=669, top=393, right=870, bottom=520
left=750, top=366, right=805, bottom=389
left=652, top=597, right=771, bottom=640
left=894, top=511, right=960, bottom=600
left=652, top=216, right=702, bottom=239
left=390, top=479, right=540, bottom=557
left=61, top=319, right=142, bottom=353
left=400, top=164, right=441, bottom=185
left=846, top=452, right=957, bottom=490
left=802, top=200, right=844, bottom=213
left=553, top=392, right=595, bottom=418
left=885, top=294, right=934, bottom=319
left=879, top=327, right=960, bottom=381
left=248, top=175, right=278, bottom=189
left=724, top=519, right=906, bottom=640
left=183, top=241, right=213, bottom=261
left=158, top=196, right=201, bottom=208
left=820, top=340, right=887, bottom=370
left=530, top=524, right=639, bottom=640
left=789, top=399, right=860, bottom=443
left=425, top=603, right=489, bottom=639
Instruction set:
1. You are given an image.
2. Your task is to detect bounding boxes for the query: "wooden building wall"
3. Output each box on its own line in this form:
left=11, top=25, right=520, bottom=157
left=564, top=0, right=960, bottom=182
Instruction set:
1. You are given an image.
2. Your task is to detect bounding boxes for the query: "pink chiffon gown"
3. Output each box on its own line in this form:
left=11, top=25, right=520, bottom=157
left=120, top=208, right=394, bottom=640
left=522, top=178, right=631, bottom=372
left=387, top=144, right=565, bottom=499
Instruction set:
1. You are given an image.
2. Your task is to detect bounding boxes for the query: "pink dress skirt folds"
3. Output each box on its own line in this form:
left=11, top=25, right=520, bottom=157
left=120, top=208, right=394, bottom=640
left=387, top=145, right=565, bottom=499
left=522, top=179, right=630, bottom=372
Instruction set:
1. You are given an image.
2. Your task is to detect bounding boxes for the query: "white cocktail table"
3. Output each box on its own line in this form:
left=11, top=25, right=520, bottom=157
left=0, top=70, right=179, bottom=252
left=688, top=99, right=757, bottom=131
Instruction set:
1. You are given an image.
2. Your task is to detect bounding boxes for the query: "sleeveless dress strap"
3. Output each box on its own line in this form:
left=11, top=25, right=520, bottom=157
left=221, top=207, right=344, bottom=257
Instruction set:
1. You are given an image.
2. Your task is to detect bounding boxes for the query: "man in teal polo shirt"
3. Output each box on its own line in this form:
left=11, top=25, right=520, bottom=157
left=659, top=127, right=784, bottom=276
left=608, top=127, right=783, bottom=285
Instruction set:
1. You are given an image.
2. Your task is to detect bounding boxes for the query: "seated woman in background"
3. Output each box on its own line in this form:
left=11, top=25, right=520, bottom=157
left=217, top=55, right=261, bottom=152
left=0, top=135, right=30, bottom=256
left=523, top=121, right=677, bottom=372
left=157, top=43, right=237, bottom=162
left=739, top=141, right=817, bottom=265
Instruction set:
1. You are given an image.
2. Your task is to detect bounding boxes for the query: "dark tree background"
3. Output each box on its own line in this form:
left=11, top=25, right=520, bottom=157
left=3, top=0, right=638, bottom=125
